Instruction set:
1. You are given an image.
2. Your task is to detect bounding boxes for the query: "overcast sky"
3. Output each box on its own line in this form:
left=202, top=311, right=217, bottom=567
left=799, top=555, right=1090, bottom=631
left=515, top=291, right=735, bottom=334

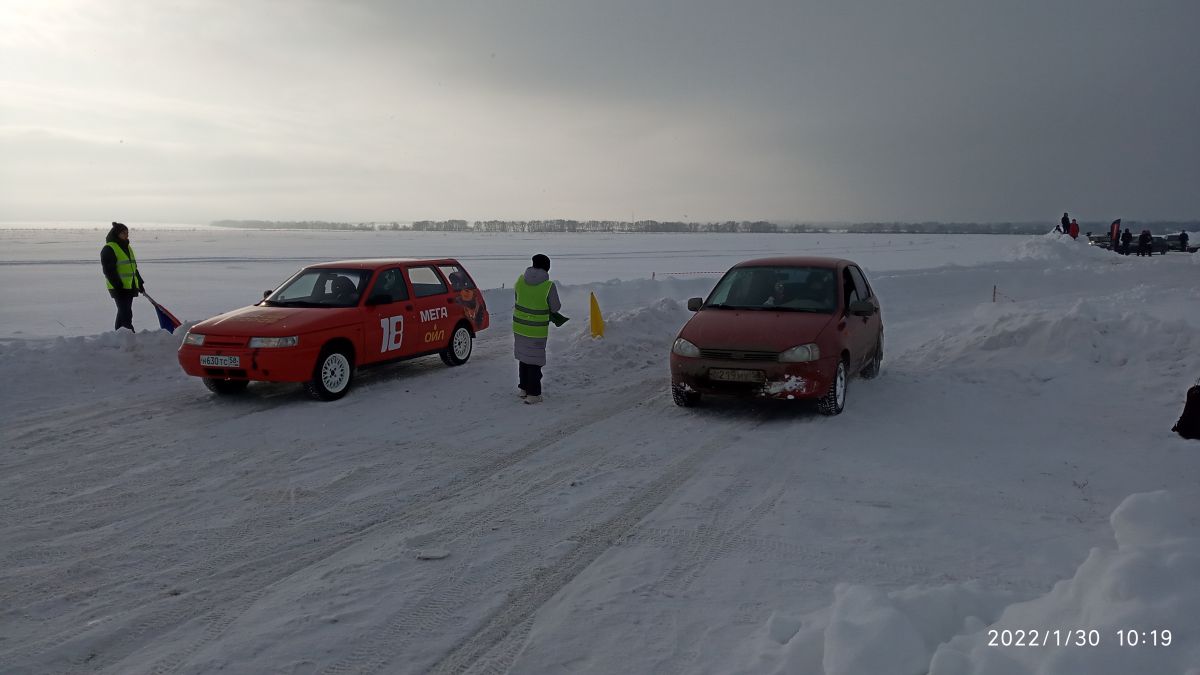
left=2, top=0, right=1197, bottom=224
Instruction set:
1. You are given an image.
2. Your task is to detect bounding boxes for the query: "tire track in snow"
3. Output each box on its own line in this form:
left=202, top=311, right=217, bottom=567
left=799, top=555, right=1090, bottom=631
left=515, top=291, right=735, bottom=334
left=425, top=421, right=762, bottom=675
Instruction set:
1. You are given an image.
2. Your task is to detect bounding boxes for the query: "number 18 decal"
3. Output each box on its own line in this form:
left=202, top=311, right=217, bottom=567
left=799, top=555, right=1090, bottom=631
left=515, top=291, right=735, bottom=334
left=380, top=315, right=404, bottom=352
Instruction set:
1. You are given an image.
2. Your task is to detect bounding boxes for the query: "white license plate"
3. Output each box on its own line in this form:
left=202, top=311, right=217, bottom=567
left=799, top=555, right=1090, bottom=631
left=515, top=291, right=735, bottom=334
left=709, top=368, right=765, bottom=383
left=200, top=354, right=241, bottom=368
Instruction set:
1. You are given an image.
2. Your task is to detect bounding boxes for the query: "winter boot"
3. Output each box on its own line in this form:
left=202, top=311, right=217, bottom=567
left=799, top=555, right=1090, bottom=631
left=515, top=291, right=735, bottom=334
left=523, top=395, right=543, bottom=405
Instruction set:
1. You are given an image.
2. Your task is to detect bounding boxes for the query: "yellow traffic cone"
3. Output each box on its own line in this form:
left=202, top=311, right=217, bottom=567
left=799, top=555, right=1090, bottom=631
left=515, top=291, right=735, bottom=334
left=589, top=292, right=605, bottom=338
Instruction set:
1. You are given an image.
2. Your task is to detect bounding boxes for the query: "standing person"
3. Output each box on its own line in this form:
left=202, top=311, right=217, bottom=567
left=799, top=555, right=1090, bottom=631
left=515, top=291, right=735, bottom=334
left=1068, top=218, right=1080, bottom=240
left=101, top=221, right=145, bottom=331
left=1179, top=230, right=1190, bottom=252
left=1121, top=228, right=1133, bottom=255
left=1109, top=219, right=1121, bottom=251
left=1059, top=212, right=1070, bottom=234
left=1137, top=230, right=1153, bottom=256
left=513, top=254, right=561, bottom=405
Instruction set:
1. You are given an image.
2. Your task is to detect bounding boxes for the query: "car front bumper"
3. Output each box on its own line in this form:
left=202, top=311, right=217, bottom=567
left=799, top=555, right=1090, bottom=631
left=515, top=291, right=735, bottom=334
left=178, top=344, right=320, bottom=382
left=669, top=353, right=838, bottom=400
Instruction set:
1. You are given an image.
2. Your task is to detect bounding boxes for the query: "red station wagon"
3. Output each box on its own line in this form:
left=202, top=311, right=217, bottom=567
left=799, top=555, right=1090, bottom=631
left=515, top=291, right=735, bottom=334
left=178, top=258, right=489, bottom=400
left=669, top=257, right=882, bottom=415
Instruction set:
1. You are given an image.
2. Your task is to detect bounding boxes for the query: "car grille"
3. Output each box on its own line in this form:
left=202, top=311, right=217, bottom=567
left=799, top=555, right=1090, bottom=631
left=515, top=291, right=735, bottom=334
left=699, top=349, right=779, bottom=362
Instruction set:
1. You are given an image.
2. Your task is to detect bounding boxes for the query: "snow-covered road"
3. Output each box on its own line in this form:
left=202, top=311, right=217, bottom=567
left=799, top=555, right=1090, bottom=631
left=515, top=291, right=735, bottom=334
left=2, top=233, right=1198, bottom=674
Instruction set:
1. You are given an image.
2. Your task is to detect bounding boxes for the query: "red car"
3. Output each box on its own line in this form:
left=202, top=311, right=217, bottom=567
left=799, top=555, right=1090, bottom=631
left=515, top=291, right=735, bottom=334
left=179, top=258, right=488, bottom=400
left=669, top=257, right=883, bottom=415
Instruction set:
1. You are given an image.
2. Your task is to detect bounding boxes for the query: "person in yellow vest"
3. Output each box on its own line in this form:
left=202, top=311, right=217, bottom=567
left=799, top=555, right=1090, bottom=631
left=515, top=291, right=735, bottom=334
left=513, top=254, right=561, bottom=404
left=100, top=222, right=146, bottom=331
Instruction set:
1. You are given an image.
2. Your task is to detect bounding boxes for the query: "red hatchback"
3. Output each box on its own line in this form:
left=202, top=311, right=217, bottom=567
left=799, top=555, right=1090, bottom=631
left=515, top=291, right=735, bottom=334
left=669, top=257, right=882, bottom=415
left=178, top=258, right=488, bottom=400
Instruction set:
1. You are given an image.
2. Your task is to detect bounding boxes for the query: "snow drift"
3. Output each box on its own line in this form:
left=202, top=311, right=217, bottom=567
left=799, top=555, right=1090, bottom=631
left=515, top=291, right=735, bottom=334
left=733, top=491, right=1200, bottom=675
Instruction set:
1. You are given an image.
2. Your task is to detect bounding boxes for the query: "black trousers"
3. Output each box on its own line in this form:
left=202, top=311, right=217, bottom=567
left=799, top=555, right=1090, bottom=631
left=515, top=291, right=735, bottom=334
left=113, top=293, right=135, bottom=331
left=518, top=361, right=543, bottom=396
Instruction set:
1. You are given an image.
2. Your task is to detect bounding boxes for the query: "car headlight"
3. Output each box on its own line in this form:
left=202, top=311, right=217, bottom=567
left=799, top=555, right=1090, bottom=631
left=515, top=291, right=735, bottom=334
left=779, top=343, right=820, bottom=363
left=248, top=336, right=299, bottom=348
left=183, top=332, right=205, bottom=346
left=672, top=338, right=701, bottom=357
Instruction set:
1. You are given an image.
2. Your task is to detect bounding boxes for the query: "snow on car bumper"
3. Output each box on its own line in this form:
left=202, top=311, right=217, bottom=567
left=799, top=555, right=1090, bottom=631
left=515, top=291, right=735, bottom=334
left=178, top=344, right=321, bottom=382
left=669, top=353, right=837, bottom=400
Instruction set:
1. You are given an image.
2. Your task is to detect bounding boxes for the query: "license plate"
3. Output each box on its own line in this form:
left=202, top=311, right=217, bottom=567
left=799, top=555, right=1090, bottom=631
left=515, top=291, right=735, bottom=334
left=200, top=354, right=241, bottom=368
left=709, top=368, right=765, bottom=383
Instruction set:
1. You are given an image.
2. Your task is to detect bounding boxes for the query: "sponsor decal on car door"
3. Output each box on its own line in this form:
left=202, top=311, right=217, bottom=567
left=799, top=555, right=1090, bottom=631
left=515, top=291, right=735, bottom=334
left=406, top=266, right=454, bottom=349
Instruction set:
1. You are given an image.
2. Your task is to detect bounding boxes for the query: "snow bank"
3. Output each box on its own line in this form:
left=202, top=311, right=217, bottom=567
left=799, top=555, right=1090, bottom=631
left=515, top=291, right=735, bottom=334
left=734, top=491, right=1200, bottom=675
left=907, top=299, right=1200, bottom=378
left=0, top=327, right=190, bottom=416
left=1004, top=232, right=1117, bottom=265
left=558, top=297, right=691, bottom=371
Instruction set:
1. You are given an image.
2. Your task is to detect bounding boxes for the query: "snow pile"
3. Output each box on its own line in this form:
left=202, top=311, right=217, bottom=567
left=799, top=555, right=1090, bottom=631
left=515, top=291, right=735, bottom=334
left=558, top=297, right=690, bottom=371
left=0, top=327, right=189, bottom=416
left=1004, top=232, right=1116, bottom=265
left=734, top=491, right=1200, bottom=675
left=907, top=299, right=1200, bottom=378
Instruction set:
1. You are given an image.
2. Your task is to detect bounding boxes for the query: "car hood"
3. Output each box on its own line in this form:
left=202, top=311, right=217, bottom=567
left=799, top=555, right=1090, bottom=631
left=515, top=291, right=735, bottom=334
left=193, top=305, right=352, bottom=336
left=678, top=308, right=835, bottom=352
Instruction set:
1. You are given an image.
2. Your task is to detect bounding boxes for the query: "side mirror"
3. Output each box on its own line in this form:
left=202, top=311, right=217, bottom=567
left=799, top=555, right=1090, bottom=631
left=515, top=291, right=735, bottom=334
left=849, top=299, right=876, bottom=317
left=687, top=297, right=704, bottom=312
left=366, top=293, right=392, bottom=306
left=263, top=290, right=272, bottom=299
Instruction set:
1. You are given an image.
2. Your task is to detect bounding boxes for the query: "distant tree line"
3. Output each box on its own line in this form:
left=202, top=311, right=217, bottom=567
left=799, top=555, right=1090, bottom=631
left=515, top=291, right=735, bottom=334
left=212, top=219, right=1198, bottom=235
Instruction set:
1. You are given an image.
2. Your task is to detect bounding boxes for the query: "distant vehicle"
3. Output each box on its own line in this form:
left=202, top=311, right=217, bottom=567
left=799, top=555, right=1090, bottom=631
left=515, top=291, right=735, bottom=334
left=669, top=257, right=883, bottom=415
left=1165, top=234, right=1197, bottom=253
left=1088, top=235, right=1170, bottom=255
left=178, top=259, right=488, bottom=400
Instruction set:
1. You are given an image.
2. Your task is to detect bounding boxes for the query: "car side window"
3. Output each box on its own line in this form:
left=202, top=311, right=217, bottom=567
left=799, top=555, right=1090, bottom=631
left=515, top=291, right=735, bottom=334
left=407, top=266, right=448, bottom=298
left=439, top=265, right=475, bottom=290
left=848, top=266, right=871, bottom=300
left=842, top=268, right=860, bottom=309
left=369, top=268, right=409, bottom=303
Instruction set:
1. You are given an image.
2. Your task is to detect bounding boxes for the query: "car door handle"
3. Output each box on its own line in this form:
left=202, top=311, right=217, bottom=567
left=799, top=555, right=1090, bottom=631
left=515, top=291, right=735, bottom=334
left=446, top=297, right=456, bottom=304
left=405, top=304, right=414, bottom=311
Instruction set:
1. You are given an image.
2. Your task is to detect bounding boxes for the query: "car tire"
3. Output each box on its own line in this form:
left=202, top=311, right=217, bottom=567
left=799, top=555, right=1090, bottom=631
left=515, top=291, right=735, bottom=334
left=817, top=359, right=847, bottom=416
left=304, top=345, right=354, bottom=401
left=440, top=324, right=473, bottom=366
left=203, top=378, right=248, bottom=395
left=860, top=337, right=883, bottom=379
left=671, top=384, right=700, bottom=407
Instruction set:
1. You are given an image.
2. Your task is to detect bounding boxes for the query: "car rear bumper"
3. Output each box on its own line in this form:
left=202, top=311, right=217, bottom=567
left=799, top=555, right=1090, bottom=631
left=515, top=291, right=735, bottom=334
left=178, top=344, right=320, bottom=382
left=670, top=353, right=838, bottom=400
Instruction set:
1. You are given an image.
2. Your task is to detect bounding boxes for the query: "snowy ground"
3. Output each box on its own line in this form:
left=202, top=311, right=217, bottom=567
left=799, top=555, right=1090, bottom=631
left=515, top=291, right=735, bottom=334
left=1, top=230, right=1198, bottom=674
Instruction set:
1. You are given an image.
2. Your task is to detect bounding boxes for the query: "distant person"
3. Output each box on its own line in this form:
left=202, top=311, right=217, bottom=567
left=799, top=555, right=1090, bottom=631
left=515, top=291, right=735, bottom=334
left=1137, top=229, right=1153, bottom=256
left=1179, top=230, right=1190, bottom=252
left=1060, top=212, right=1070, bottom=234
left=1173, top=384, right=1200, bottom=440
left=513, top=254, right=562, bottom=405
left=1068, top=218, right=1080, bottom=240
left=100, top=222, right=146, bottom=331
left=1121, top=228, right=1133, bottom=255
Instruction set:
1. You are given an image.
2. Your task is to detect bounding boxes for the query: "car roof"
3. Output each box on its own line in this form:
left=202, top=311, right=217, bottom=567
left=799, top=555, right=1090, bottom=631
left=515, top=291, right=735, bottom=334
left=732, top=256, right=852, bottom=269
left=306, top=258, right=460, bottom=270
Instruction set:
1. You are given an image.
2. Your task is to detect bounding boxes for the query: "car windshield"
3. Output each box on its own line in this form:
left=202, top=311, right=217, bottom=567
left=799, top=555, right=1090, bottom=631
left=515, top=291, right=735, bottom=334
left=705, top=266, right=837, bottom=313
left=263, top=268, right=371, bottom=308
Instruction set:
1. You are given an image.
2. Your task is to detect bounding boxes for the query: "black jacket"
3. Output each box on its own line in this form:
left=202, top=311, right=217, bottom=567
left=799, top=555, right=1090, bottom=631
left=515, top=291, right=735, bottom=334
left=101, top=225, right=144, bottom=296
left=1121, top=231, right=1133, bottom=244
left=1138, top=231, right=1153, bottom=245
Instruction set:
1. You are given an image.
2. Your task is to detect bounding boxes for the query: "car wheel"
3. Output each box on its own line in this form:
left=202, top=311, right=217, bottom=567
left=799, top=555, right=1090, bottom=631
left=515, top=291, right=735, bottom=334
left=203, top=378, right=248, bottom=395
left=440, top=324, right=473, bottom=366
left=671, top=383, right=700, bottom=407
left=817, top=359, right=847, bottom=416
left=860, top=337, right=883, bottom=379
left=304, top=345, right=354, bottom=401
